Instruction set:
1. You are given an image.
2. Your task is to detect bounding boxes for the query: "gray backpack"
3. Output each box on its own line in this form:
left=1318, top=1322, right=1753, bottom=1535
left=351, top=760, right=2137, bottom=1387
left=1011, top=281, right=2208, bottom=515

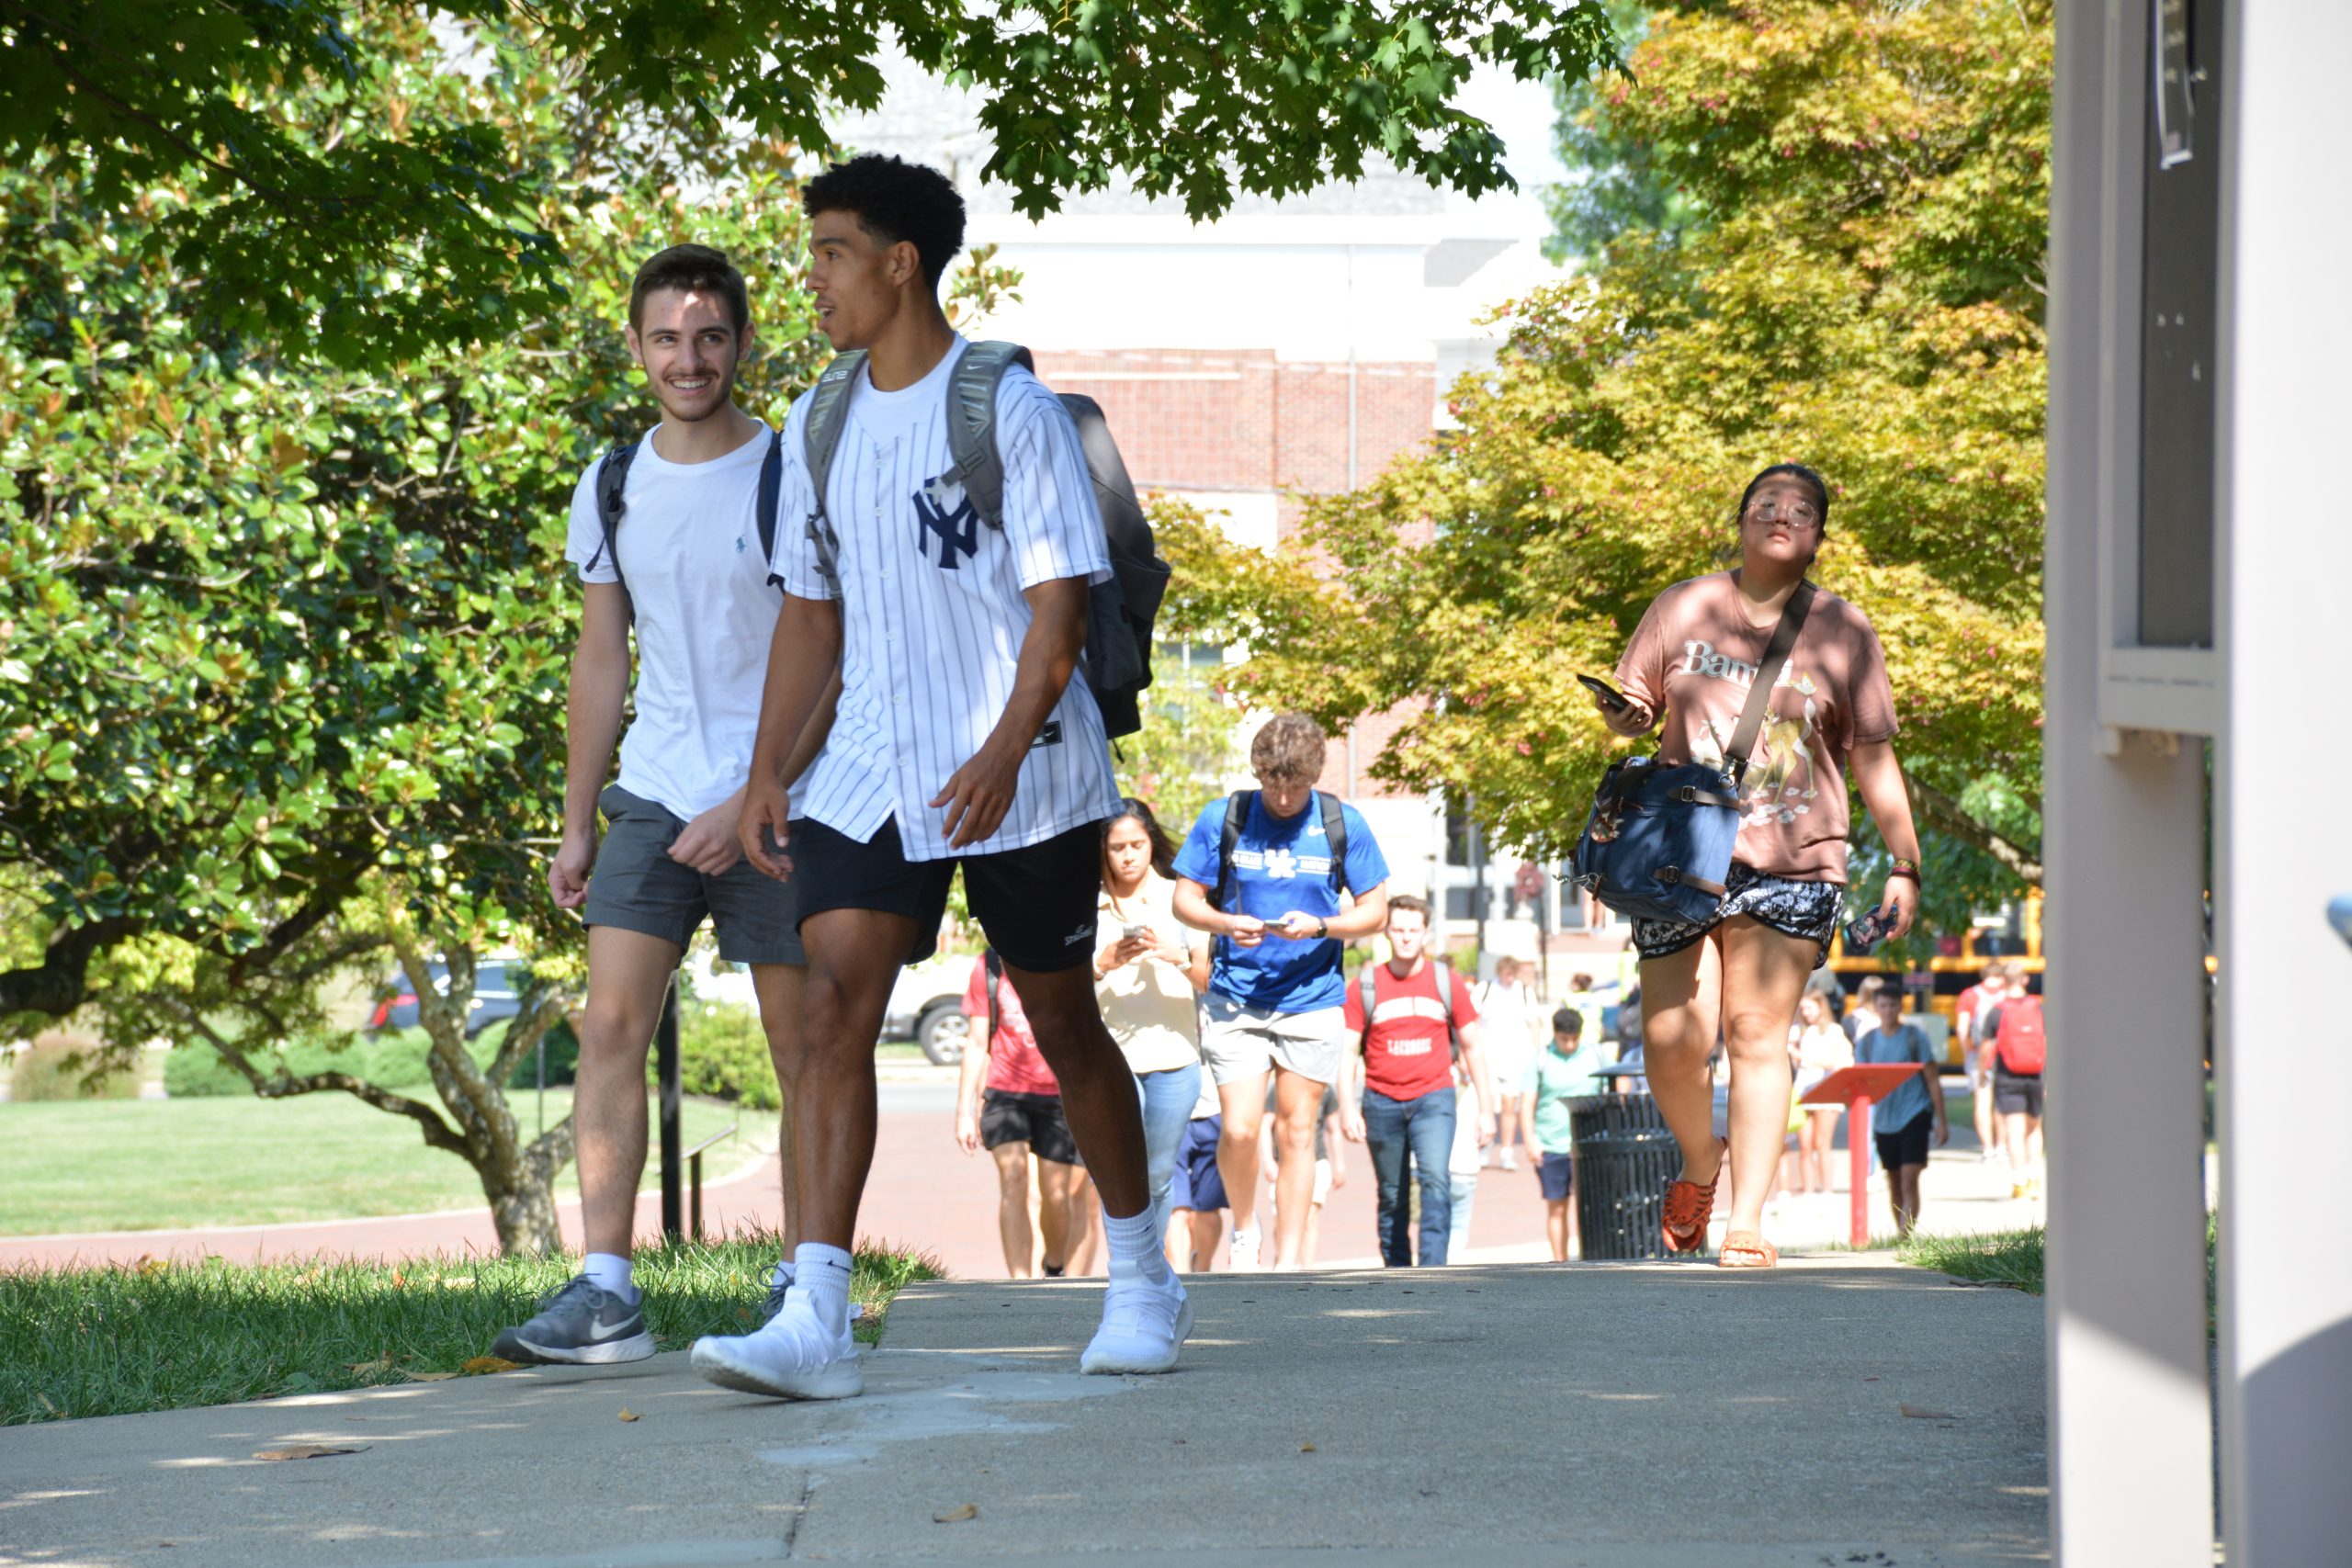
left=797, top=341, right=1169, bottom=739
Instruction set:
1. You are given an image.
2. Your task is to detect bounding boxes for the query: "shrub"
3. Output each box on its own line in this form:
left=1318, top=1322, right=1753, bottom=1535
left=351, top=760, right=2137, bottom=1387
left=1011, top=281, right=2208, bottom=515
left=659, top=1001, right=780, bottom=1111
left=7, top=1034, right=140, bottom=1100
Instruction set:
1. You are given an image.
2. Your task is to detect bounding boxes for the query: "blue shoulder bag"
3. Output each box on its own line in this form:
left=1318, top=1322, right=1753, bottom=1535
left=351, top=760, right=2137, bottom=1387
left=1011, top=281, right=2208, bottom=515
left=1570, top=581, right=1815, bottom=926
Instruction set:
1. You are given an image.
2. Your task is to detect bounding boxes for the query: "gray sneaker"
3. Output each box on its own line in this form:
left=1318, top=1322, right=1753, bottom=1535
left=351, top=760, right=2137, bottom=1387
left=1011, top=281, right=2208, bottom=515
left=492, top=1275, right=655, bottom=1366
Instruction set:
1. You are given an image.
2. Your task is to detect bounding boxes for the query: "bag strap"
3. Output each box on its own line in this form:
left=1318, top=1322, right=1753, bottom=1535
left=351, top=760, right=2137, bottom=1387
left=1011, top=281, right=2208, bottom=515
left=984, top=950, right=1002, bottom=1051
left=1214, top=790, right=1250, bottom=912
left=944, top=341, right=1035, bottom=531
left=1434, top=962, right=1461, bottom=1062
left=1357, top=964, right=1378, bottom=1053
left=754, top=426, right=782, bottom=568
left=590, top=436, right=639, bottom=623
left=800, top=350, right=866, bottom=590
left=1723, top=580, right=1817, bottom=784
left=1319, top=791, right=1349, bottom=895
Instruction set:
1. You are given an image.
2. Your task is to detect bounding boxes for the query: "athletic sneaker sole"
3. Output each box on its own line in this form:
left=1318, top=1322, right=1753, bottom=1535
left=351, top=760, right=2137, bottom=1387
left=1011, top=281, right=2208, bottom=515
left=1079, top=1293, right=1196, bottom=1376
left=491, top=1328, right=657, bottom=1366
left=689, top=1338, right=865, bottom=1400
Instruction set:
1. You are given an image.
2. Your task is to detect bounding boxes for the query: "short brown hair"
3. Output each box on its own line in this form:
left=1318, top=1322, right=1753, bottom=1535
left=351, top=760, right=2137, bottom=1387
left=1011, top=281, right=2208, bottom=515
left=1386, top=893, right=1431, bottom=925
left=1251, top=712, right=1328, bottom=785
left=629, top=243, right=750, bottom=335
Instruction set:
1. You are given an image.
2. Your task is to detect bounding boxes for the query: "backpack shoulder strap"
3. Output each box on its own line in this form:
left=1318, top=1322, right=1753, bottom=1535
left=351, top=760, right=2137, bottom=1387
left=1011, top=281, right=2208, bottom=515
left=800, top=351, right=867, bottom=588
left=1434, top=963, right=1461, bottom=1060
left=1214, top=790, right=1251, bottom=912
left=1724, top=580, right=1816, bottom=784
left=1358, top=964, right=1379, bottom=1050
left=983, top=950, right=1002, bottom=1048
left=754, top=426, right=782, bottom=568
left=589, top=436, right=639, bottom=621
left=1319, top=792, right=1349, bottom=894
left=945, top=341, right=1035, bottom=531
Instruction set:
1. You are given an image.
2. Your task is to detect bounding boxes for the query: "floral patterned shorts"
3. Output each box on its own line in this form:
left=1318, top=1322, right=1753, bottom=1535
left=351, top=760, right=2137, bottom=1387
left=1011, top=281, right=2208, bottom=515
left=1631, top=863, right=1843, bottom=971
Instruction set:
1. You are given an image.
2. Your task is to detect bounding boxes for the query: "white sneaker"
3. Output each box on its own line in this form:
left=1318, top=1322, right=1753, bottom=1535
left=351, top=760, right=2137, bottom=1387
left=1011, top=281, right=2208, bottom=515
left=1227, top=1224, right=1261, bottom=1270
left=1498, top=1149, right=1519, bottom=1172
left=691, top=1295, right=862, bottom=1401
left=1080, top=1263, right=1193, bottom=1375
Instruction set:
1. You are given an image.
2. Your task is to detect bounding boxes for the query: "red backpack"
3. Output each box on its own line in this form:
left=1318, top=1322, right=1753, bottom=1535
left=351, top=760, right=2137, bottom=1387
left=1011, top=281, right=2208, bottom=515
left=1995, top=995, right=2047, bottom=1075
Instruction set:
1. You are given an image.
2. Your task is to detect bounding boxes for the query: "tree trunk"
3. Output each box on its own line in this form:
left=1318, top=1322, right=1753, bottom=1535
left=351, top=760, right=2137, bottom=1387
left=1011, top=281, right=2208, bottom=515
left=488, top=1170, right=564, bottom=1257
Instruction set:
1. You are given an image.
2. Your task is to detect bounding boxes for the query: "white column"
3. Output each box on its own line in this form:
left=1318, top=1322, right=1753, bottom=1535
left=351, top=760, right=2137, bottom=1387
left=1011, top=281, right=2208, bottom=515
left=2041, top=11, right=2215, bottom=1561
left=2211, top=4, right=2352, bottom=1562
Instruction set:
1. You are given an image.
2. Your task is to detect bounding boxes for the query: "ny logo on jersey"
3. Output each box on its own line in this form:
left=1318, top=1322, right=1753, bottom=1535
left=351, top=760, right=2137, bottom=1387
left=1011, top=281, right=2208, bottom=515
left=913, top=476, right=980, bottom=570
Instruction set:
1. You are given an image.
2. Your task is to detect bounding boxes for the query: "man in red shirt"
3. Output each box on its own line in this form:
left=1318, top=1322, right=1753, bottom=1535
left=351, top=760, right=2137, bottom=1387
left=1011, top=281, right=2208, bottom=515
left=1340, top=895, right=1494, bottom=1266
left=954, top=951, right=1095, bottom=1278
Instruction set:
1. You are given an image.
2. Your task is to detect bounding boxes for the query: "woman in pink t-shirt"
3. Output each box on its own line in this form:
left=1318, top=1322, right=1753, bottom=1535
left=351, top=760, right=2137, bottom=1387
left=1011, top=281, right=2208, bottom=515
left=1593, top=464, right=1925, bottom=1268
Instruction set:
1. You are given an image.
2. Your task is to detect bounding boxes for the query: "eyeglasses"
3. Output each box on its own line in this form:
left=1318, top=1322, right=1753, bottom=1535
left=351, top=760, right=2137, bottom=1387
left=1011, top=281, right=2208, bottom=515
left=1742, top=499, right=1821, bottom=529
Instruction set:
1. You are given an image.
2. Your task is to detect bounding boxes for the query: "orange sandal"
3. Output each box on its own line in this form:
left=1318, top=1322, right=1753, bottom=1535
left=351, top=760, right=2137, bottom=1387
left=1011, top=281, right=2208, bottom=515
left=1661, top=1137, right=1728, bottom=1255
left=1719, top=1230, right=1779, bottom=1269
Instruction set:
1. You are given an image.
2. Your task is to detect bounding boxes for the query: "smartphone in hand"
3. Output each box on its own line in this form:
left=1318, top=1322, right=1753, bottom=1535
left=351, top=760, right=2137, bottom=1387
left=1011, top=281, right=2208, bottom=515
left=1577, top=673, right=1632, bottom=713
left=1843, top=907, right=1893, bottom=955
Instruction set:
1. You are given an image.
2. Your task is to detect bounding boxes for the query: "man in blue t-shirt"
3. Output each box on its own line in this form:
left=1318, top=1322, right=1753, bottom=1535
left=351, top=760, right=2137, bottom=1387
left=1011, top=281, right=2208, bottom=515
left=1172, top=714, right=1390, bottom=1269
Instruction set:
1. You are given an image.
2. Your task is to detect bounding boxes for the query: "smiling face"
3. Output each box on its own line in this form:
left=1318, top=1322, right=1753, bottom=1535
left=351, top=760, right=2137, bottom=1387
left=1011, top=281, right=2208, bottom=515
left=625, top=288, right=749, bottom=424
left=1103, top=816, right=1153, bottom=895
left=1737, top=475, right=1826, bottom=571
left=806, top=210, right=922, bottom=353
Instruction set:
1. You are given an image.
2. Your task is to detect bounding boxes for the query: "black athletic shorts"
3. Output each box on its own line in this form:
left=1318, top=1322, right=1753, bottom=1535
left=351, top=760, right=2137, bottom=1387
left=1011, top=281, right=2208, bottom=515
left=980, top=1089, right=1082, bottom=1167
left=1991, top=1067, right=2045, bottom=1118
left=790, top=816, right=1106, bottom=973
left=1873, top=1108, right=1934, bottom=1171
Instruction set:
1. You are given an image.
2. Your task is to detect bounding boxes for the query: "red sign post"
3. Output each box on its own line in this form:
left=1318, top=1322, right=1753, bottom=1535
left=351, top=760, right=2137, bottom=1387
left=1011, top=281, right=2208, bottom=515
left=1800, top=1063, right=1928, bottom=1247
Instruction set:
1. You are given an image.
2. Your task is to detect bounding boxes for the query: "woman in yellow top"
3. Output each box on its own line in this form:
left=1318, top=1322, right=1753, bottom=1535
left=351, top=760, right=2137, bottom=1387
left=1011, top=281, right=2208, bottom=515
left=1093, top=797, right=1213, bottom=1253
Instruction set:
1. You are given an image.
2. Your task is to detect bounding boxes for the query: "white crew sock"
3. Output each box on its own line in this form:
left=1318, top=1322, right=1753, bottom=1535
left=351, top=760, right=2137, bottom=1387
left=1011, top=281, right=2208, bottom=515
left=790, top=1243, right=854, bottom=1337
left=582, top=1251, right=637, bottom=1302
left=1102, top=1207, right=1175, bottom=1286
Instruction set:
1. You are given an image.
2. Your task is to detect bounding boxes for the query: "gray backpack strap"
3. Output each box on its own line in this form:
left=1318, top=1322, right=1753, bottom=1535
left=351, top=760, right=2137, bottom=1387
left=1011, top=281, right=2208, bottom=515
left=1434, top=964, right=1461, bottom=1062
left=799, top=349, right=867, bottom=588
left=944, top=341, right=1035, bottom=530
left=1358, top=965, right=1379, bottom=1053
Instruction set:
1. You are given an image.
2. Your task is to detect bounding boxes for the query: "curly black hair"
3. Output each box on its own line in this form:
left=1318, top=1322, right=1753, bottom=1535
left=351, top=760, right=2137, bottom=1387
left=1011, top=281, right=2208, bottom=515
left=802, top=153, right=967, bottom=290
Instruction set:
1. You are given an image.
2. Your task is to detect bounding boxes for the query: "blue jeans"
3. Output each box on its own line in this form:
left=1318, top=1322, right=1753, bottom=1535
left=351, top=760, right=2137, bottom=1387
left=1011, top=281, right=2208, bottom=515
left=1362, top=1086, right=1457, bottom=1267
left=1135, top=1064, right=1203, bottom=1247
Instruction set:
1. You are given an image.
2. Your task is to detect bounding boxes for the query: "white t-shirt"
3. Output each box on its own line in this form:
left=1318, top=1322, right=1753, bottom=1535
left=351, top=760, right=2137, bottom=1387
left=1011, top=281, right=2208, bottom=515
left=563, top=423, right=787, bottom=823
left=769, top=337, right=1121, bottom=861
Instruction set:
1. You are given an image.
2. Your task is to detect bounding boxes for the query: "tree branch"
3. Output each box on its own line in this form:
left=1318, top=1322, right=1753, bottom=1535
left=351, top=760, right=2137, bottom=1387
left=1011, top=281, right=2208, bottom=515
left=1908, top=775, right=2042, bottom=886
left=490, top=988, right=568, bottom=1089
left=175, top=1005, right=469, bottom=1157
left=0, top=917, right=140, bottom=1019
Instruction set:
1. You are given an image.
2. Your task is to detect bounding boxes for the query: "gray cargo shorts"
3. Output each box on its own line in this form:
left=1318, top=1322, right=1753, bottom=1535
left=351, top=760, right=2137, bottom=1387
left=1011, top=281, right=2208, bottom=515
left=581, top=784, right=804, bottom=965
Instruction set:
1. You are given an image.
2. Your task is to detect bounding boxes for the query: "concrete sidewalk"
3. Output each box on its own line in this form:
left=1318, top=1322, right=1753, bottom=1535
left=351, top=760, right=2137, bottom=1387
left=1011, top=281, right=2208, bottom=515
left=0, top=1258, right=2045, bottom=1567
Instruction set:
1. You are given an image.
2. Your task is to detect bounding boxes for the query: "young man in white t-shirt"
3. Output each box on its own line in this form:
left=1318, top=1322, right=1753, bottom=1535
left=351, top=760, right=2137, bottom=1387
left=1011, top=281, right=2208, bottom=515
left=494, top=245, right=837, bottom=1366
left=688, top=155, right=1182, bottom=1399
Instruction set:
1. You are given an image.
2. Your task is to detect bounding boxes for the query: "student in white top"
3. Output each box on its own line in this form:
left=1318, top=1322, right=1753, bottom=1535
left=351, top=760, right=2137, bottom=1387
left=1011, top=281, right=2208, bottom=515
left=1091, top=797, right=1212, bottom=1255
left=495, top=245, right=837, bottom=1369
left=691, top=156, right=1183, bottom=1399
left=1475, top=956, right=1538, bottom=1171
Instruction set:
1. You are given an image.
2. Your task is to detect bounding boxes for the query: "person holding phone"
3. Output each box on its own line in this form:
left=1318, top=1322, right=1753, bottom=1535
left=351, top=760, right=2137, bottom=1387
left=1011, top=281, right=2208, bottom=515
left=1592, top=464, right=1923, bottom=1268
left=1094, top=797, right=1213, bottom=1258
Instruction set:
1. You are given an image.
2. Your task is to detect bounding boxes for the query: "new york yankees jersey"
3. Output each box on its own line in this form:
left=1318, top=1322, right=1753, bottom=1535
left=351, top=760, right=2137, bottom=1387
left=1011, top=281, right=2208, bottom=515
left=768, top=337, right=1122, bottom=862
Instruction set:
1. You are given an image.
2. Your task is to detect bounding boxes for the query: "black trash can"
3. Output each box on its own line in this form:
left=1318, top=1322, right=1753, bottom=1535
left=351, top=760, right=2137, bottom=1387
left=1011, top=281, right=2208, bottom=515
left=1567, top=1091, right=1682, bottom=1260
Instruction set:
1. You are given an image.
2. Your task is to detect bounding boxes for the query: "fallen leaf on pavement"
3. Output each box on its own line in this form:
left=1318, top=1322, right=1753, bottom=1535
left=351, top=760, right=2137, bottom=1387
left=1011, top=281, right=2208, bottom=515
left=254, top=1445, right=366, bottom=1461
left=461, top=1356, right=521, bottom=1376
left=1299, top=1443, right=1317, bottom=1453
left=407, top=1371, right=458, bottom=1382
left=933, top=1504, right=978, bottom=1524
left=617, top=1408, right=640, bottom=1422
left=1899, top=1404, right=1955, bottom=1420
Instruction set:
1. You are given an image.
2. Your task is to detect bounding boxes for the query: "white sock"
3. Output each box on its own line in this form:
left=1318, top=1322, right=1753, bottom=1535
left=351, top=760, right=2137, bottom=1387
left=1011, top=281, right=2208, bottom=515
left=582, top=1252, right=636, bottom=1302
left=1103, top=1207, right=1174, bottom=1286
left=790, top=1243, right=854, bottom=1337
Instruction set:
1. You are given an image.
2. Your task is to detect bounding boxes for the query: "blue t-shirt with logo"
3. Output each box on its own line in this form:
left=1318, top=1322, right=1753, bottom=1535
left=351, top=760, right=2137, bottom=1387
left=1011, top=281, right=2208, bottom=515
left=1171, top=792, right=1391, bottom=1013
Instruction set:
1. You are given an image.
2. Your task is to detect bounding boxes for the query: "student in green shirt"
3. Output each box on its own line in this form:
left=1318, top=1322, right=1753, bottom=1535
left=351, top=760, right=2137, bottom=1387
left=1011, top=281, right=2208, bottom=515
left=1521, top=1008, right=1604, bottom=1261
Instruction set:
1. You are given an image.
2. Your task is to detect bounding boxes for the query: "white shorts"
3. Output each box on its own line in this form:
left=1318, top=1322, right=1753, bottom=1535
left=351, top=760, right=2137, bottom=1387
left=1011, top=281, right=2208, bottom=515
left=1201, top=997, right=1351, bottom=1088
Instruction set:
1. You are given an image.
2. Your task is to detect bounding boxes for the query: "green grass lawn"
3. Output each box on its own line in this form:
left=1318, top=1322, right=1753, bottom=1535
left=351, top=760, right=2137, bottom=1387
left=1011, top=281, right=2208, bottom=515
left=1, top=1235, right=942, bottom=1424
left=0, top=1092, right=763, bottom=1235
left=1898, top=1226, right=2046, bottom=1294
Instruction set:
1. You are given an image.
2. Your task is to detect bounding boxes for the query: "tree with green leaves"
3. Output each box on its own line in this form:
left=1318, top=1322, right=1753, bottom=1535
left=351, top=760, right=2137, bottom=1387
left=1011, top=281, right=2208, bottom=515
left=6, top=0, right=1618, bottom=364
left=1162, top=0, right=2049, bottom=938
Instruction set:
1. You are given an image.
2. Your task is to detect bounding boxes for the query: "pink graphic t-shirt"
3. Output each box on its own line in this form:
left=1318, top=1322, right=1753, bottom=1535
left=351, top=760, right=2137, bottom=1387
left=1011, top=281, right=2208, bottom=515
left=1613, top=572, right=1897, bottom=883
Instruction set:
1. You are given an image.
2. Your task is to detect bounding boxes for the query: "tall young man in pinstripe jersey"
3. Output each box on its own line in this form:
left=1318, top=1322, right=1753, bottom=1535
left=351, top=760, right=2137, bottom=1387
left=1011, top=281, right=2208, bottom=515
left=690, top=155, right=1183, bottom=1398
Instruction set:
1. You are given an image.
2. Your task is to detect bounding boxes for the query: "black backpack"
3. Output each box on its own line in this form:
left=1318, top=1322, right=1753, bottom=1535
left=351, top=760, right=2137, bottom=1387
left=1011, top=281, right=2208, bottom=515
left=797, top=341, right=1170, bottom=739
left=1209, top=790, right=1351, bottom=913
left=587, top=428, right=783, bottom=621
